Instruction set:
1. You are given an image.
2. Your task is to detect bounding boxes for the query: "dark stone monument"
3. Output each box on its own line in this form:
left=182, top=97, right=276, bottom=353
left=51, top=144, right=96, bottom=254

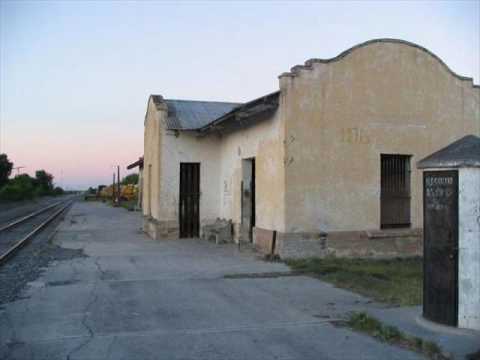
left=417, top=135, right=480, bottom=330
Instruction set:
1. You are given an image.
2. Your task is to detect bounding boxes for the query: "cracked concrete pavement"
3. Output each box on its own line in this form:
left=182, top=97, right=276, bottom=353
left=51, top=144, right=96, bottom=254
left=0, top=201, right=427, bottom=360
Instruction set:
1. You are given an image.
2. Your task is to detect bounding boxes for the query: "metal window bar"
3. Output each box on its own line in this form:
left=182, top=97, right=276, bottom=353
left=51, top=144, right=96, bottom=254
left=380, top=154, right=411, bottom=228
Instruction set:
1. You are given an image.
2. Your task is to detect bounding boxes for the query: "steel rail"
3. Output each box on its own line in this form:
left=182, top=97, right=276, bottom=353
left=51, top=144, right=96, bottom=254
left=0, top=201, right=73, bottom=265
left=0, top=200, right=66, bottom=233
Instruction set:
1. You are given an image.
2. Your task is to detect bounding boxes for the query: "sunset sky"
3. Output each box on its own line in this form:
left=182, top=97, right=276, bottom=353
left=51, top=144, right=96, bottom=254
left=1, top=0, right=479, bottom=189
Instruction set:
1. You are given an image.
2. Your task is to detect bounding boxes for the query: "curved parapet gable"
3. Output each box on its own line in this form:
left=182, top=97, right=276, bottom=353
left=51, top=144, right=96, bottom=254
left=279, top=38, right=479, bottom=89
left=280, top=38, right=479, bottom=235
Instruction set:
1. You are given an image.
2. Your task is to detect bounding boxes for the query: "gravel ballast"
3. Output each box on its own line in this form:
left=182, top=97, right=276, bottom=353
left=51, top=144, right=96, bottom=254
left=0, top=207, right=86, bottom=305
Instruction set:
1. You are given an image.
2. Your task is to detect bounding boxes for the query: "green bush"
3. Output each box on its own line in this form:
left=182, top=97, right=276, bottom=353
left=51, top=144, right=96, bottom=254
left=53, top=186, right=64, bottom=196
left=121, top=173, right=139, bottom=185
left=0, top=153, right=13, bottom=188
left=0, top=184, right=23, bottom=201
left=0, top=174, right=35, bottom=201
left=0, top=169, right=63, bottom=201
left=34, top=170, right=54, bottom=194
left=33, top=186, right=50, bottom=197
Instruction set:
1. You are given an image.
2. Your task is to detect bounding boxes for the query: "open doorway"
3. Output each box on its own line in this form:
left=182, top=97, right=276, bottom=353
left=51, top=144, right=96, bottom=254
left=241, top=158, right=255, bottom=242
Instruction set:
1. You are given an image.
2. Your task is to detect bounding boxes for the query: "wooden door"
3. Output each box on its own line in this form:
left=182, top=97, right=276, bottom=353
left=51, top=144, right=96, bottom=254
left=423, top=170, right=458, bottom=326
left=179, top=163, right=200, bottom=238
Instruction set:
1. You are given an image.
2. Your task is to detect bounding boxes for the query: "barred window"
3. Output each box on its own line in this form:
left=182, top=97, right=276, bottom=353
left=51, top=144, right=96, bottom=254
left=380, top=154, right=411, bottom=228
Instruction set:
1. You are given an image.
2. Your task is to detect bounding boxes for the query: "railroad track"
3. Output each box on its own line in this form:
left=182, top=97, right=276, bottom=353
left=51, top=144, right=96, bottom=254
left=0, top=199, right=74, bottom=265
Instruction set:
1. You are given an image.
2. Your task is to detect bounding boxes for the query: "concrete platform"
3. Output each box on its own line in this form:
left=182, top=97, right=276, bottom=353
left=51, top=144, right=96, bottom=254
left=0, top=201, right=474, bottom=359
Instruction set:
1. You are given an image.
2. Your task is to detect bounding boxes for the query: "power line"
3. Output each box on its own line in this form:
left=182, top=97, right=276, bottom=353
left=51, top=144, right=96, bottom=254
left=12, top=166, right=25, bottom=176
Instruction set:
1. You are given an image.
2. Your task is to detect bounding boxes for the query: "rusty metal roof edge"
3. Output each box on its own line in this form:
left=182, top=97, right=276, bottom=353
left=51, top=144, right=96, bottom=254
left=164, top=99, right=242, bottom=130
left=164, top=98, right=240, bottom=105
left=147, top=91, right=279, bottom=132
left=197, top=90, right=280, bottom=133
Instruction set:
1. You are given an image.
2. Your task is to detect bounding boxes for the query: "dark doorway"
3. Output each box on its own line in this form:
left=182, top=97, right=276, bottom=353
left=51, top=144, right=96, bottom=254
left=423, top=170, right=458, bottom=326
left=380, top=154, right=411, bottom=228
left=241, top=158, right=255, bottom=242
left=179, top=163, right=200, bottom=238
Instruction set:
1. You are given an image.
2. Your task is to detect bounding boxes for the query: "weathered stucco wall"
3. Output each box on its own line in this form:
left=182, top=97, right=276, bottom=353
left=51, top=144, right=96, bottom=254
left=158, top=124, right=222, bottom=235
left=458, top=167, right=480, bottom=330
left=144, top=40, right=479, bottom=259
left=217, top=104, right=286, bottom=240
left=143, top=97, right=223, bottom=238
left=143, top=97, right=164, bottom=221
left=280, top=40, right=479, bottom=235
left=143, top=97, right=286, bottom=241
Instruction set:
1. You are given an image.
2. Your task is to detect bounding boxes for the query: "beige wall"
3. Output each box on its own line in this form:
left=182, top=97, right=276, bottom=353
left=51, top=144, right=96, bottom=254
left=280, top=41, right=479, bottom=233
left=144, top=40, right=479, bottom=248
left=158, top=125, right=222, bottom=228
left=143, top=97, right=286, bottom=240
left=143, top=97, right=164, bottom=220
left=217, top=105, right=286, bottom=236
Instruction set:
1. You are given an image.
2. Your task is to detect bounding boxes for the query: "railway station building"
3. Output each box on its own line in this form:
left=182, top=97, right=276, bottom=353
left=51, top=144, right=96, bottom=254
left=142, top=39, right=479, bottom=258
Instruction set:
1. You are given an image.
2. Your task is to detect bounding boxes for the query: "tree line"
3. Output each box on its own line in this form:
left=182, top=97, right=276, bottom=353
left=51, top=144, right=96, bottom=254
left=0, top=153, right=65, bottom=201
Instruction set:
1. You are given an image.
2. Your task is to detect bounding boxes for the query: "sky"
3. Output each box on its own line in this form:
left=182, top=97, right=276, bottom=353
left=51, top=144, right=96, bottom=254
left=0, top=0, right=479, bottom=190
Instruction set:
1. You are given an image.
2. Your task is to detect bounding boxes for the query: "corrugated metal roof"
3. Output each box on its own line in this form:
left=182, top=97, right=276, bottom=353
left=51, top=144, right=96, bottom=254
left=417, top=135, right=480, bottom=169
left=164, top=100, right=240, bottom=130
left=198, top=91, right=280, bottom=133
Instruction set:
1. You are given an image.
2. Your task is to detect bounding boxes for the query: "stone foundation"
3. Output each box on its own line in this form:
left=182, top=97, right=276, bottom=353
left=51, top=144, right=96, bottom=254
left=201, top=219, right=233, bottom=244
left=143, top=217, right=179, bottom=240
left=275, top=231, right=328, bottom=259
left=142, top=219, right=422, bottom=258
left=254, top=227, right=422, bottom=259
left=252, top=228, right=276, bottom=254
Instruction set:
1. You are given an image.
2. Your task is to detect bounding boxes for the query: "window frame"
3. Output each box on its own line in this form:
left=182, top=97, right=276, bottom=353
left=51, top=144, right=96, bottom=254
left=380, top=154, right=412, bottom=229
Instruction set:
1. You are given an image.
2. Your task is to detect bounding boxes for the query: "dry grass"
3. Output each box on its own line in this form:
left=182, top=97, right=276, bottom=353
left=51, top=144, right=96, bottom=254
left=345, top=312, right=449, bottom=359
left=286, top=257, right=423, bottom=306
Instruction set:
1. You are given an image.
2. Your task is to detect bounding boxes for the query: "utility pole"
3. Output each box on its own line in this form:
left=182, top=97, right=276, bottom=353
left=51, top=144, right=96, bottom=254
left=112, top=173, right=116, bottom=203
left=12, top=166, right=26, bottom=176
left=117, top=165, right=121, bottom=206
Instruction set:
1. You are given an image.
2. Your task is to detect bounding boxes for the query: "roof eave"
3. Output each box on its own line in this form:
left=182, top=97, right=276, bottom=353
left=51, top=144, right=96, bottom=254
left=126, top=157, right=144, bottom=170
left=197, top=91, right=280, bottom=134
left=417, top=160, right=480, bottom=169
left=416, top=135, right=480, bottom=169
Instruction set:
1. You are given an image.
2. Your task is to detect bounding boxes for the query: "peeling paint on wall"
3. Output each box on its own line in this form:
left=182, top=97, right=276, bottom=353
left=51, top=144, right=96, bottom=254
left=280, top=41, right=479, bottom=233
left=144, top=40, right=479, bottom=256
left=458, top=168, right=480, bottom=330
